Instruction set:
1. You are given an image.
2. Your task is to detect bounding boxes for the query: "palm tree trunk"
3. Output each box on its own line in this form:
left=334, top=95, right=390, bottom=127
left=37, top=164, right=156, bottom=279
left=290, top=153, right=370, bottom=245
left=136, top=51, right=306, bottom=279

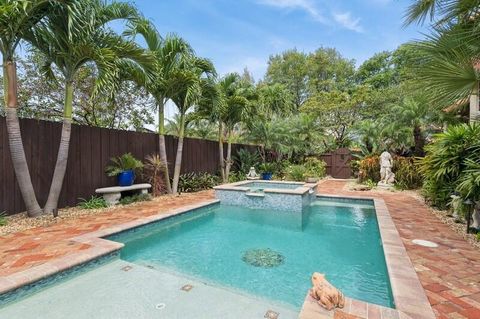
left=225, top=130, right=232, bottom=182
left=158, top=100, right=172, bottom=193
left=172, top=113, right=185, bottom=194
left=3, top=61, right=42, bottom=217
left=44, top=81, right=74, bottom=215
left=413, top=125, right=425, bottom=157
left=218, top=122, right=226, bottom=182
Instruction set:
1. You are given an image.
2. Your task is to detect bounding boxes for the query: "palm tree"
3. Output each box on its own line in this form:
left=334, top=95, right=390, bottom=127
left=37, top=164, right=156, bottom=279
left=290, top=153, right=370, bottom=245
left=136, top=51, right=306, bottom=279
left=126, top=19, right=193, bottom=193
left=26, top=0, right=152, bottom=215
left=215, top=73, right=250, bottom=182
left=404, top=0, right=480, bottom=27
left=169, top=55, right=216, bottom=194
left=0, top=0, right=71, bottom=217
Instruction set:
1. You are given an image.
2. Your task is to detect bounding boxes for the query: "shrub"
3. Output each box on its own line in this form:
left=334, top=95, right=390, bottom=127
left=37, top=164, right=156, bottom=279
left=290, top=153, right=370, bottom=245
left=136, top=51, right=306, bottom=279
left=304, top=157, right=327, bottom=178
left=419, top=124, right=480, bottom=208
left=143, top=154, right=166, bottom=196
left=106, top=153, right=143, bottom=177
left=393, top=156, right=423, bottom=190
left=78, top=196, right=108, bottom=209
left=0, top=212, right=7, bottom=226
left=358, top=156, right=380, bottom=183
left=228, top=171, right=246, bottom=183
left=286, top=165, right=307, bottom=182
left=178, top=172, right=220, bottom=193
left=119, top=193, right=151, bottom=205
left=258, top=162, right=276, bottom=174
left=234, top=149, right=261, bottom=174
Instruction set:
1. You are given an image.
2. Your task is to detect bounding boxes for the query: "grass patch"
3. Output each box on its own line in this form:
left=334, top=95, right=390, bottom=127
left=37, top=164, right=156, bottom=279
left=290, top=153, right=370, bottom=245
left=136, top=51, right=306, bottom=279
left=0, top=211, right=7, bottom=226
left=119, top=193, right=151, bottom=205
left=78, top=196, right=108, bottom=210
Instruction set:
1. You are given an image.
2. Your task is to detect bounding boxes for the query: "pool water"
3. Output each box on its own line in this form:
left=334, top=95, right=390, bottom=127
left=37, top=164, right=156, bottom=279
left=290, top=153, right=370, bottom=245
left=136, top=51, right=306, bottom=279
left=112, top=199, right=394, bottom=309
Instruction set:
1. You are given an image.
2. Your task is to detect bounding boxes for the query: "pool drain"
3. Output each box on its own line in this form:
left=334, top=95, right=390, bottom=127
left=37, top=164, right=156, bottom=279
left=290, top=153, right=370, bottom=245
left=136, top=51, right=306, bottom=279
left=242, top=248, right=285, bottom=268
left=156, top=303, right=166, bottom=310
left=412, top=239, right=438, bottom=248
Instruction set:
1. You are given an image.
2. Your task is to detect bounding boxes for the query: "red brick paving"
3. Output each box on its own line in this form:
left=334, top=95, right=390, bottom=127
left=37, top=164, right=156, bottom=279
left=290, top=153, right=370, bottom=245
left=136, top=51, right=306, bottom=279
left=1, top=181, right=480, bottom=319
left=0, top=191, right=214, bottom=276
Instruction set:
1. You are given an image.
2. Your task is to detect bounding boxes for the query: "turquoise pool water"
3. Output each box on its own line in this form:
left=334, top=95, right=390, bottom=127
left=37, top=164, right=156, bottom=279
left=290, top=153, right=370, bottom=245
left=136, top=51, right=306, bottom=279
left=111, top=199, right=394, bottom=309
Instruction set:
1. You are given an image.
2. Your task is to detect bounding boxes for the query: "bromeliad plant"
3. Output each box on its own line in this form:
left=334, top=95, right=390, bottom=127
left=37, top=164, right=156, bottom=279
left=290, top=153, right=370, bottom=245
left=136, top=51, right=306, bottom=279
left=106, top=153, right=143, bottom=186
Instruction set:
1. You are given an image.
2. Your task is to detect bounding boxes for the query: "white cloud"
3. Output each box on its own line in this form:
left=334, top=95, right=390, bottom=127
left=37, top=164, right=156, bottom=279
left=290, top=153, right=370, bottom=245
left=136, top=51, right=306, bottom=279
left=333, top=12, right=364, bottom=33
left=257, top=0, right=327, bottom=23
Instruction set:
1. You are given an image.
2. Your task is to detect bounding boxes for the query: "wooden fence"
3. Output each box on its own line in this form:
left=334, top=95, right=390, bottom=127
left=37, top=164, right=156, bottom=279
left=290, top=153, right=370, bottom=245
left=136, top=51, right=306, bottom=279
left=0, top=117, right=257, bottom=215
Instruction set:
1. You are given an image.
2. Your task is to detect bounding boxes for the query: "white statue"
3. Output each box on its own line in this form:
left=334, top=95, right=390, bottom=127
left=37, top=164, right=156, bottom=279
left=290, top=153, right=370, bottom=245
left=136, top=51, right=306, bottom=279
left=378, top=151, right=395, bottom=187
left=246, top=167, right=260, bottom=180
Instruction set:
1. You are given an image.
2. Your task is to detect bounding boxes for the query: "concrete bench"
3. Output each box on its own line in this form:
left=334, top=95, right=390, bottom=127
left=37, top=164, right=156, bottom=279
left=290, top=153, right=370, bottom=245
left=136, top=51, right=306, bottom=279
left=95, top=183, right=151, bottom=206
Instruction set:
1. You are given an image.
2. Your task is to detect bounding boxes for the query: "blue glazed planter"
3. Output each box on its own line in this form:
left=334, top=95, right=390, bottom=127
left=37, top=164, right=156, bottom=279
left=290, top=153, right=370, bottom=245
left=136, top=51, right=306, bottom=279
left=261, top=172, right=273, bottom=180
left=117, top=170, right=135, bottom=186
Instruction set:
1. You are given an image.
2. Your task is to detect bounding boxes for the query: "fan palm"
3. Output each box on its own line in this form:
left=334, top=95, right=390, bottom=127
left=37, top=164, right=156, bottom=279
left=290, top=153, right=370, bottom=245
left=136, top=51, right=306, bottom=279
left=125, top=19, right=193, bottom=193
left=0, top=0, right=72, bottom=217
left=25, top=0, right=152, bottom=215
left=168, top=55, right=216, bottom=194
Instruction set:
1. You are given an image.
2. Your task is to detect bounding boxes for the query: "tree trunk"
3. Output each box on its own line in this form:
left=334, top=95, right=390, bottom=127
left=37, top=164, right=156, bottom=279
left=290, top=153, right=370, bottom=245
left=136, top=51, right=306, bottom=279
left=218, top=122, right=226, bottom=182
left=171, top=113, right=185, bottom=194
left=3, top=62, right=42, bottom=217
left=44, top=81, right=74, bottom=215
left=225, top=130, right=232, bottom=182
left=413, top=125, right=425, bottom=157
left=158, top=100, right=172, bottom=193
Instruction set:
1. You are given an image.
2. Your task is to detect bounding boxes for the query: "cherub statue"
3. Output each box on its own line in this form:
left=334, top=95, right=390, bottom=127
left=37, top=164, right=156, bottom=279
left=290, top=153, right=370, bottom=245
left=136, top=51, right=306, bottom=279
left=246, top=167, right=260, bottom=180
left=379, top=151, right=395, bottom=185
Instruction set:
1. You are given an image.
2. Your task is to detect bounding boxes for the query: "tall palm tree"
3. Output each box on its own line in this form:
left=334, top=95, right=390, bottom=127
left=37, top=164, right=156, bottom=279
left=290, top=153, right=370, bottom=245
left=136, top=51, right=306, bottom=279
left=126, top=19, right=193, bottom=193
left=0, top=0, right=71, bottom=217
left=26, top=0, right=152, bottom=215
left=216, top=73, right=249, bottom=182
left=169, top=55, right=216, bottom=194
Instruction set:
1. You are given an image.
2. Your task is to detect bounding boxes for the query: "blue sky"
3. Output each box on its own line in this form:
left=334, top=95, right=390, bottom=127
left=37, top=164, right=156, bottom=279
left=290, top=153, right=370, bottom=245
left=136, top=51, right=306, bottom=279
left=134, top=0, right=425, bottom=81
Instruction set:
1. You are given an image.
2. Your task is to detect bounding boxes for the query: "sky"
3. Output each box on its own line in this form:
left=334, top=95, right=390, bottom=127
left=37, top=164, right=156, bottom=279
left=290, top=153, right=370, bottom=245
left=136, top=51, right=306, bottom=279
left=134, top=0, right=426, bottom=82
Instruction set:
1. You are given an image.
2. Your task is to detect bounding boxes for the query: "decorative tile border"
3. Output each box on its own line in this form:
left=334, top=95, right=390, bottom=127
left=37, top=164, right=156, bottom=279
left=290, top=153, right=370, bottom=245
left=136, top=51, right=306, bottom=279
left=299, top=194, right=436, bottom=319
left=0, top=200, right=220, bottom=300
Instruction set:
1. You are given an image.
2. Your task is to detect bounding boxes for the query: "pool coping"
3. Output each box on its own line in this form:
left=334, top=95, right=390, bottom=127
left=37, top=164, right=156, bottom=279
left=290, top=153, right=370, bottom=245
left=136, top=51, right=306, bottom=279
left=214, top=180, right=317, bottom=195
left=299, top=194, right=436, bottom=319
left=0, top=199, right=221, bottom=297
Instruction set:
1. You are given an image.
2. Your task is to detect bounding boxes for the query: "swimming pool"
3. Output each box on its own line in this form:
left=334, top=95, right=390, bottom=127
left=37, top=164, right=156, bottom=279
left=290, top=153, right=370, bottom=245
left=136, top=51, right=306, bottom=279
left=109, top=198, right=394, bottom=309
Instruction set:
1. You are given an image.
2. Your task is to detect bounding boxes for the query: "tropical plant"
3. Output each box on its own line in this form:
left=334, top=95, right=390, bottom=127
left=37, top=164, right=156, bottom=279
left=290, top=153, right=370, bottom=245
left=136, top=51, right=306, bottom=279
left=26, top=0, right=152, bottom=215
left=178, top=172, right=220, bottom=193
left=303, top=157, right=327, bottom=179
left=0, top=211, right=7, bottom=226
left=228, top=171, right=247, bottom=183
left=233, top=148, right=261, bottom=174
left=258, top=162, right=276, bottom=174
left=393, top=156, right=423, bottom=190
left=143, top=154, right=166, bottom=196
left=358, top=156, right=381, bottom=183
left=285, top=165, right=307, bottom=182
left=106, top=153, right=143, bottom=177
left=0, top=0, right=70, bottom=217
left=168, top=54, right=216, bottom=194
left=419, top=123, right=480, bottom=208
left=127, top=19, right=194, bottom=194
left=78, top=196, right=108, bottom=209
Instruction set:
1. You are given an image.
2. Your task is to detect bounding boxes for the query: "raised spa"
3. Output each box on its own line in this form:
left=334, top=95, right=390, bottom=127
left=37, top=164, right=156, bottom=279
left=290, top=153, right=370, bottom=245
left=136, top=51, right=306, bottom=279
left=214, top=180, right=318, bottom=212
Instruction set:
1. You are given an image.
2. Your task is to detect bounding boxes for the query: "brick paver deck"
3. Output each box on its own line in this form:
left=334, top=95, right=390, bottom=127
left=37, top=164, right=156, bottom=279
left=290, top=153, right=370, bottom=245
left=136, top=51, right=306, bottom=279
left=1, top=181, right=480, bottom=319
left=0, top=191, right=214, bottom=276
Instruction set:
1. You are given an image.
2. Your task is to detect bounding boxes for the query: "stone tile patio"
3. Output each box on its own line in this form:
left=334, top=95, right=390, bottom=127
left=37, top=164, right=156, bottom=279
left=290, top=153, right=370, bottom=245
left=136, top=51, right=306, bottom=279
left=1, top=180, right=480, bottom=319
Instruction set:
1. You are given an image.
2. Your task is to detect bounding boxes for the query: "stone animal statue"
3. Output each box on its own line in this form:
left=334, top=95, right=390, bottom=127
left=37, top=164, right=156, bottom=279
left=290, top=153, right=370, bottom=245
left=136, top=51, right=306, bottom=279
left=309, top=272, right=345, bottom=311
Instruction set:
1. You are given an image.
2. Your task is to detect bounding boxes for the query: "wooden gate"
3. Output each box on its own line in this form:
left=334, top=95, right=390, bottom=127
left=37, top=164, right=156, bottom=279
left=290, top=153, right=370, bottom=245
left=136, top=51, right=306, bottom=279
left=320, top=148, right=352, bottom=179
